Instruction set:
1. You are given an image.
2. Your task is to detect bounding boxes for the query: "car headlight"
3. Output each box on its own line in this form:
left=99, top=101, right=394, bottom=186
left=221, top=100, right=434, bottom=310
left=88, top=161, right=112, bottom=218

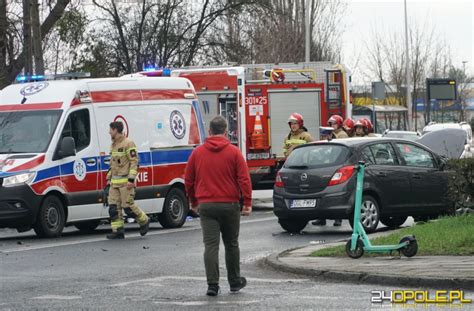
left=2, top=172, right=36, bottom=187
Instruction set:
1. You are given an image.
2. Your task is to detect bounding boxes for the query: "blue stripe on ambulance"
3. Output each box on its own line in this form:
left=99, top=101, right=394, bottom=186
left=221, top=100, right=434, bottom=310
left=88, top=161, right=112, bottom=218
left=33, top=148, right=194, bottom=183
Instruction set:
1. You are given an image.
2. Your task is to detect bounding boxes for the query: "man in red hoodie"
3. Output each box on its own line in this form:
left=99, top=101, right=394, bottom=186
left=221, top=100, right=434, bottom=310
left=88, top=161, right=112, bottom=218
left=185, top=116, right=252, bottom=297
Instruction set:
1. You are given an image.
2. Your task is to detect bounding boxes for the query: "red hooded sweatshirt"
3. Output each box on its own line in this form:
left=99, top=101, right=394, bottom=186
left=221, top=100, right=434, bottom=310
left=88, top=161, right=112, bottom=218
left=185, top=136, right=252, bottom=207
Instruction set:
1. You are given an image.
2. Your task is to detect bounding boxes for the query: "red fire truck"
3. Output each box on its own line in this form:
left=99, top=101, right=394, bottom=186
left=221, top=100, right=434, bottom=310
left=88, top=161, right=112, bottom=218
left=141, top=62, right=352, bottom=188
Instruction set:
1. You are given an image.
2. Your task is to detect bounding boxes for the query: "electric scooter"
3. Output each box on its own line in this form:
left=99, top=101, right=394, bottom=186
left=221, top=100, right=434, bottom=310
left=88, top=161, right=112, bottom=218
left=346, top=162, right=418, bottom=259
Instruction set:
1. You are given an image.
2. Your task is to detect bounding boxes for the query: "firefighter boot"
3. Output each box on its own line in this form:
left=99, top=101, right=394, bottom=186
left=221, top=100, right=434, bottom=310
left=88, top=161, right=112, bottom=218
left=140, top=218, right=150, bottom=236
left=107, top=228, right=125, bottom=240
left=312, top=219, right=326, bottom=226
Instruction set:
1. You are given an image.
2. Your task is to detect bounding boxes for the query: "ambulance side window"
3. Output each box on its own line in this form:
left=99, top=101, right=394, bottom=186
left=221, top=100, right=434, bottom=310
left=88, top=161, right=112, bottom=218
left=60, top=109, right=91, bottom=152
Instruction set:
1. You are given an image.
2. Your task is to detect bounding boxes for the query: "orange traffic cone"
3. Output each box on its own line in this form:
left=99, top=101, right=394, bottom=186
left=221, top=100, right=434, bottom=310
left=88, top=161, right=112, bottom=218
left=251, top=112, right=265, bottom=149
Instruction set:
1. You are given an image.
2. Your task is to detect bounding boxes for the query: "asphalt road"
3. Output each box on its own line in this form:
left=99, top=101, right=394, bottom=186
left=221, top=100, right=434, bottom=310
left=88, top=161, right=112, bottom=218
left=0, top=209, right=468, bottom=310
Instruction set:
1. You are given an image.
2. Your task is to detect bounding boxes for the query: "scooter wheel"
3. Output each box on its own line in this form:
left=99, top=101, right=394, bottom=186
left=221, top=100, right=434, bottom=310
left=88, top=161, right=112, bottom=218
left=345, top=239, right=364, bottom=259
left=400, top=236, right=418, bottom=257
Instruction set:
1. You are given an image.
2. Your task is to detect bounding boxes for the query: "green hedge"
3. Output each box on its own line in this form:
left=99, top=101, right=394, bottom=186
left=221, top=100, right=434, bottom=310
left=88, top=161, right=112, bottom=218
left=446, top=158, right=474, bottom=214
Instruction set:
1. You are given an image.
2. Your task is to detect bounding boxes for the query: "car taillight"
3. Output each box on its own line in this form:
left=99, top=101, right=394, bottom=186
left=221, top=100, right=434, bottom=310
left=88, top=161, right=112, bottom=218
left=328, top=166, right=355, bottom=186
left=275, top=172, right=284, bottom=188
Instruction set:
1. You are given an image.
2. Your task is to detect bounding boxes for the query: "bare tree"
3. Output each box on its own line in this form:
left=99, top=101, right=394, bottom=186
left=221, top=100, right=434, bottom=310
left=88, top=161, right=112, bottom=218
left=363, top=22, right=453, bottom=128
left=205, top=0, right=346, bottom=64
left=0, top=0, right=71, bottom=88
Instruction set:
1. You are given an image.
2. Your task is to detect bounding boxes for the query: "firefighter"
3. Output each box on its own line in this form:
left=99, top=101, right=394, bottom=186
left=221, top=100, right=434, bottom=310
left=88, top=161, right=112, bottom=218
left=363, top=118, right=377, bottom=137
left=106, top=121, right=150, bottom=239
left=283, top=113, right=314, bottom=157
left=354, top=119, right=369, bottom=137
left=312, top=114, right=346, bottom=227
left=343, top=118, right=355, bottom=137
left=328, top=115, right=348, bottom=139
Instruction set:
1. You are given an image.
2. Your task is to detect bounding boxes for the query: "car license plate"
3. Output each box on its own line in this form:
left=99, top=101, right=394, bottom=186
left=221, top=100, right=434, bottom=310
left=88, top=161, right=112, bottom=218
left=290, top=199, right=317, bottom=208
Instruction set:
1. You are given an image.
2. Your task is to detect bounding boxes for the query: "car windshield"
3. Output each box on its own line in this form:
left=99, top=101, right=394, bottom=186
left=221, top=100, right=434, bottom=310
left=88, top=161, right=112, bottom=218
left=384, top=132, right=419, bottom=141
left=0, top=110, right=62, bottom=154
left=285, top=144, right=350, bottom=169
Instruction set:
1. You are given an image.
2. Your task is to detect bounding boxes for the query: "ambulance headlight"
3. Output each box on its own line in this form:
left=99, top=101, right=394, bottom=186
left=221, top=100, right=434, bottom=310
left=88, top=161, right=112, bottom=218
left=2, top=172, right=36, bottom=187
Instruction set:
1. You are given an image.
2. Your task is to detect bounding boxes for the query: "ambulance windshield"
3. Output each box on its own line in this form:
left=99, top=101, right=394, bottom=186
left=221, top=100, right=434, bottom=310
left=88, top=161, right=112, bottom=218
left=0, top=110, right=62, bottom=154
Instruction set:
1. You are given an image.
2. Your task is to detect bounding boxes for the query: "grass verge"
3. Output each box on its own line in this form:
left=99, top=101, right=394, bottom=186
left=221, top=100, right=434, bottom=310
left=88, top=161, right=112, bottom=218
left=311, top=215, right=474, bottom=257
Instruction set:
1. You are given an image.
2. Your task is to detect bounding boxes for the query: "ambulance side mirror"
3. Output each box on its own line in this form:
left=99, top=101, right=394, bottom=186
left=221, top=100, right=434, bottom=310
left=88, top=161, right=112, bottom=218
left=58, top=137, right=76, bottom=158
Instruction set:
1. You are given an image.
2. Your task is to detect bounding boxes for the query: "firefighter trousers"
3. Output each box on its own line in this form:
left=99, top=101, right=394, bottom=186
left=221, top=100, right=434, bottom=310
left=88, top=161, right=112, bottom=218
left=108, top=186, right=148, bottom=232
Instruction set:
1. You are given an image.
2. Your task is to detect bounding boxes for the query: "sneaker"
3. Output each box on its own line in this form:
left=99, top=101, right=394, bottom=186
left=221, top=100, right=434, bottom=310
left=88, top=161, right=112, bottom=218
left=140, top=218, right=150, bottom=236
left=333, top=219, right=342, bottom=227
left=230, top=277, right=247, bottom=292
left=312, top=219, right=326, bottom=226
left=206, top=284, right=220, bottom=296
left=106, top=230, right=124, bottom=240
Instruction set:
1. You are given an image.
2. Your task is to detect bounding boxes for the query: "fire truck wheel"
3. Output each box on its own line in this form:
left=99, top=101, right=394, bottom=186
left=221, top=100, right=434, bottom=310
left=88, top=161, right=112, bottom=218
left=278, top=218, right=307, bottom=233
left=74, top=220, right=101, bottom=232
left=33, top=195, right=66, bottom=238
left=158, top=188, right=188, bottom=228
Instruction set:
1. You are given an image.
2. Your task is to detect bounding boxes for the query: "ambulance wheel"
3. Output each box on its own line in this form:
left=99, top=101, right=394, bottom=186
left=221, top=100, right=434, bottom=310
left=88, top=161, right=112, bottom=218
left=400, top=236, right=418, bottom=257
left=33, top=195, right=66, bottom=238
left=74, top=220, right=101, bottom=232
left=158, top=188, right=188, bottom=228
left=345, top=239, right=364, bottom=259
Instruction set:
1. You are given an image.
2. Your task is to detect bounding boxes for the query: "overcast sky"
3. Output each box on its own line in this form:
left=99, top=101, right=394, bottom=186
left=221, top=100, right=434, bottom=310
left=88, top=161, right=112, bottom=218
left=341, top=0, right=473, bottom=84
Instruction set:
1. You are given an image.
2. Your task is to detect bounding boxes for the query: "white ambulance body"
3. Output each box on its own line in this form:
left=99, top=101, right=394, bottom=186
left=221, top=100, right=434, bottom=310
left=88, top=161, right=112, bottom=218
left=0, top=77, right=205, bottom=237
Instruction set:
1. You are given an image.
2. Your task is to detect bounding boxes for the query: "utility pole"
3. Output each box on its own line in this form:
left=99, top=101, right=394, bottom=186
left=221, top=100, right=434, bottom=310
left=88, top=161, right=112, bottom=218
left=404, top=0, right=412, bottom=130
left=305, top=0, right=310, bottom=63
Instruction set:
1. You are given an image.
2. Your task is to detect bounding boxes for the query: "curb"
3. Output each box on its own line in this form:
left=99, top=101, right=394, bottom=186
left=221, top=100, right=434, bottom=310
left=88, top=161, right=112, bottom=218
left=265, top=249, right=474, bottom=290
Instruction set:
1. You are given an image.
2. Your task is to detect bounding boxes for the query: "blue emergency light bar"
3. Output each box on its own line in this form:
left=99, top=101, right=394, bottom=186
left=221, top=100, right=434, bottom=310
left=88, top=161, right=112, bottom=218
left=15, top=72, right=91, bottom=83
left=16, top=75, right=45, bottom=82
left=139, top=68, right=172, bottom=77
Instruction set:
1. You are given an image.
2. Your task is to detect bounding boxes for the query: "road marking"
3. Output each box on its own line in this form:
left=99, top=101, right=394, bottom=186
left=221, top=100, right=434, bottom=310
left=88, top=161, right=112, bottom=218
left=0, top=217, right=276, bottom=254
left=32, top=295, right=82, bottom=300
left=112, top=275, right=309, bottom=287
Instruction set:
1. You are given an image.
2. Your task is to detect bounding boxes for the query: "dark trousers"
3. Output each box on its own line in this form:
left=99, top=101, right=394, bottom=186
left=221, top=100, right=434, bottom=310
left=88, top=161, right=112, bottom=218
left=199, top=202, right=241, bottom=285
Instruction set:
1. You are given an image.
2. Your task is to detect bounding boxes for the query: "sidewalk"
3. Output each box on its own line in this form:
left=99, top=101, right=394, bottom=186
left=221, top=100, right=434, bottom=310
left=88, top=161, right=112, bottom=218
left=266, top=237, right=474, bottom=289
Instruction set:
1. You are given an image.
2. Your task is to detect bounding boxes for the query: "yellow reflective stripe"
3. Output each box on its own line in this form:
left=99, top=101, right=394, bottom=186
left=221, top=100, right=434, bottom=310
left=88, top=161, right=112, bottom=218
left=127, top=147, right=137, bottom=153
left=111, top=178, right=128, bottom=184
left=129, top=169, right=137, bottom=175
left=286, top=139, right=307, bottom=145
left=112, top=151, right=126, bottom=156
left=111, top=220, right=124, bottom=230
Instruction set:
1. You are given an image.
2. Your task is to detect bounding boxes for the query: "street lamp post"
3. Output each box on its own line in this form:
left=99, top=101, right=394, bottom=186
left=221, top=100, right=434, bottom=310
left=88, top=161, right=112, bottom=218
left=404, top=0, right=412, bottom=130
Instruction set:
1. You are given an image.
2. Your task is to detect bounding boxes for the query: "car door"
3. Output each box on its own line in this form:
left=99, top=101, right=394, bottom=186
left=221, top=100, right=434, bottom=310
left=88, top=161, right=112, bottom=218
left=56, top=108, right=101, bottom=220
left=361, top=142, right=411, bottom=213
left=394, top=142, right=446, bottom=211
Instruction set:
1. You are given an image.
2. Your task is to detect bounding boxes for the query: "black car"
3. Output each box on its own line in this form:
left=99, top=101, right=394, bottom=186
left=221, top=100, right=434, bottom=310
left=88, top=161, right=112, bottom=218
left=273, top=137, right=452, bottom=233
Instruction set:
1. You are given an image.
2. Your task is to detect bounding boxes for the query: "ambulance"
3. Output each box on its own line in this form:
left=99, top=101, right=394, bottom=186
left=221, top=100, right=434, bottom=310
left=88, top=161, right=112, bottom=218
left=165, top=62, right=352, bottom=188
left=0, top=76, right=205, bottom=237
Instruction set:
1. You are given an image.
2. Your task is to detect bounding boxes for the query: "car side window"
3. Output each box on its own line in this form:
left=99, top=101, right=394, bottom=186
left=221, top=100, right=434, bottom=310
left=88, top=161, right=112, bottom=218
left=60, top=109, right=91, bottom=152
left=396, top=143, right=435, bottom=168
left=361, top=147, right=375, bottom=164
left=369, top=143, right=398, bottom=165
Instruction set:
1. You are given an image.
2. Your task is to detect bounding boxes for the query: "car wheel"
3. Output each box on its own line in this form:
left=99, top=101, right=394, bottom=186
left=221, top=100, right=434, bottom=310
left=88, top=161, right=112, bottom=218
left=158, top=187, right=188, bottom=228
left=33, top=195, right=66, bottom=238
left=278, top=218, right=307, bottom=233
left=380, top=216, right=407, bottom=228
left=349, top=195, right=380, bottom=233
left=74, top=220, right=101, bottom=232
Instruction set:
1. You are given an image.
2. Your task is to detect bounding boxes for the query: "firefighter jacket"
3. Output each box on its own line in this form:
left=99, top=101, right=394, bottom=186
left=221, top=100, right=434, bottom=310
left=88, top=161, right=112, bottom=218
left=283, top=129, right=314, bottom=157
left=106, top=135, right=139, bottom=187
left=332, top=128, right=349, bottom=139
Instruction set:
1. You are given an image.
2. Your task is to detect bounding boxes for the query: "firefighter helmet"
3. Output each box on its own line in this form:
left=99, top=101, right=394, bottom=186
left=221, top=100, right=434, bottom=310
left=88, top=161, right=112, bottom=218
left=288, top=113, right=304, bottom=127
left=354, top=119, right=368, bottom=129
left=328, top=115, right=344, bottom=127
left=362, top=118, right=374, bottom=133
left=343, top=118, right=355, bottom=131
